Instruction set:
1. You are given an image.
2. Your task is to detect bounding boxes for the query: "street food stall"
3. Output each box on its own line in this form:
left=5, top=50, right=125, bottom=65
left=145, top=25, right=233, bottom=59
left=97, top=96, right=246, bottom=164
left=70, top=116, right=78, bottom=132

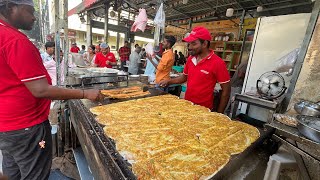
left=59, top=54, right=273, bottom=179
left=65, top=86, right=273, bottom=179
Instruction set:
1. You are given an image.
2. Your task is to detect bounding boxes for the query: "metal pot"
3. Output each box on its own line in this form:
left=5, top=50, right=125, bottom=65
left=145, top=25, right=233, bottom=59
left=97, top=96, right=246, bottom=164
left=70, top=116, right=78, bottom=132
left=140, top=74, right=149, bottom=84
left=301, top=105, right=320, bottom=117
left=129, top=75, right=140, bottom=81
left=66, top=75, right=93, bottom=85
left=87, top=67, right=119, bottom=74
left=67, top=73, right=119, bottom=85
left=296, top=115, right=320, bottom=143
left=67, top=68, right=121, bottom=85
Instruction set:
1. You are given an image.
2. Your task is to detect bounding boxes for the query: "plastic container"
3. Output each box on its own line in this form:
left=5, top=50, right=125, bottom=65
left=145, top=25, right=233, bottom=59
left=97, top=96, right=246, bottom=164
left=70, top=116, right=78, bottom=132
left=181, top=84, right=187, bottom=92
left=140, top=74, right=149, bottom=84
left=172, top=66, right=184, bottom=73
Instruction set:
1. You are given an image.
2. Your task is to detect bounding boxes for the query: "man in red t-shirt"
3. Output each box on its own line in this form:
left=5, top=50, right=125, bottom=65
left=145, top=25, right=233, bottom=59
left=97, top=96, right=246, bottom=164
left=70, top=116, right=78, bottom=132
left=70, top=42, right=80, bottom=53
left=0, top=2, right=104, bottom=179
left=118, top=40, right=131, bottom=70
left=94, top=43, right=117, bottom=68
left=159, top=27, right=231, bottom=112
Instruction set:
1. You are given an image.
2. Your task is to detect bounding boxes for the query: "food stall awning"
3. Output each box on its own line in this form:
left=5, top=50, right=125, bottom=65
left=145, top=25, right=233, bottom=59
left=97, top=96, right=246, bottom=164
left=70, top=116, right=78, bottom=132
left=67, top=0, right=313, bottom=25
left=128, top=0, right=313, bottom=24
left=68, top=0, right=101, bottom=16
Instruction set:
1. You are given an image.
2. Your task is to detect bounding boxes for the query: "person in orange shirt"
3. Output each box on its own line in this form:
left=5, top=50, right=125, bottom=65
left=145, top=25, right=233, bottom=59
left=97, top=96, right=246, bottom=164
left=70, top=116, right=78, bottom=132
left=148, top=35, right=176, bottom=92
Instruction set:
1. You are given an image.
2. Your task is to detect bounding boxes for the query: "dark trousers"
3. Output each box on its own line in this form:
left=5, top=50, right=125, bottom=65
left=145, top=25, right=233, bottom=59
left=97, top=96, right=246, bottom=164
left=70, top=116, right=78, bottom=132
left=120, top=60, right=127, bottom=71
left=0, top=120, right=52, bottom=180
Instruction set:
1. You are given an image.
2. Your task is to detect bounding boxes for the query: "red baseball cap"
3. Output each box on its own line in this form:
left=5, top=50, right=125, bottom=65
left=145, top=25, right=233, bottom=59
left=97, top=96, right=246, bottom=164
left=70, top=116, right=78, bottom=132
left=183, top=26, right=212, bottom=42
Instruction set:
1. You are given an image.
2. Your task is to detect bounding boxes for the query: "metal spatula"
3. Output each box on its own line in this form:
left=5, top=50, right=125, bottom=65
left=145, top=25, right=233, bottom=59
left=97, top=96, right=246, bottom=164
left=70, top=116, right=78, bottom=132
left=142, top=86, right=149, bottom=92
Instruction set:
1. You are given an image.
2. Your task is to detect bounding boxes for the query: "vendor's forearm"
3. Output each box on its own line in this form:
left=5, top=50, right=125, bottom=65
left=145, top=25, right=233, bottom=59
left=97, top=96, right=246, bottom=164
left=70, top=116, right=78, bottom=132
left=24, top=78, right=86, bottom=100
left=168, top=75, right=187, bottom=85
left=41, top=86, right=86, bottom=100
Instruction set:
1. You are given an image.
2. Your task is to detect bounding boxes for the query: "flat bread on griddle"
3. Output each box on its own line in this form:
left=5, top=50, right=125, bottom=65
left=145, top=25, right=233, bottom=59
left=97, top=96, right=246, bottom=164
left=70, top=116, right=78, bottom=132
left=101, top=86, right=150, bottom=99
left=90, top=94, right=260, bottom=179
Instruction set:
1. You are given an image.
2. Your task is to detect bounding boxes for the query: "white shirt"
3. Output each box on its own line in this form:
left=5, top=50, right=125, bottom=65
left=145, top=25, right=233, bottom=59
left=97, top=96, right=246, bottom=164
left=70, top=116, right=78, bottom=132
left=144, top=56, right=159, bottom=83
left=43, top=59, right=57, bottom=85
left=83, top=52, right=96, bottom=66
left=128, top=51, right=141, bottom=75
left=79, top=50, right=86, bottom=55
left=41, top=52, right=53, bottom=63
left=43, top=59, right=65, bottom=86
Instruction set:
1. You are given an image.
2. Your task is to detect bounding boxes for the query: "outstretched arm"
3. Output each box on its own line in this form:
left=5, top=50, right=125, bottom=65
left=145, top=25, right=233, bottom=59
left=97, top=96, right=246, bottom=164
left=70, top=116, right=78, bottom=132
left=24, top=78, right=104, bottom=101
left=158, top=74, right=188, bottom=87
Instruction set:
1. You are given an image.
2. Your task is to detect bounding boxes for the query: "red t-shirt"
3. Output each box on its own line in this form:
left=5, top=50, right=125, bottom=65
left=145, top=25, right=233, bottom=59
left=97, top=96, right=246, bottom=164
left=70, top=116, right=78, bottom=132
left=183, top=50, right=230, bottom=109
left=0, top=20, right=52, bottom=132
left=94, top=52, right=116, bottom=68
left=70, top=46, right=80, bottom=53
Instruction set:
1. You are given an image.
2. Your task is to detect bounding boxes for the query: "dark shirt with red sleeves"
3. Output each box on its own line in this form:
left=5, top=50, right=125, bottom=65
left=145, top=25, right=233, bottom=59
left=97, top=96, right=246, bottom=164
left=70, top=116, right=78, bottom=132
left=183, top=50, right=230, bottom=109
left=118, top=46, right=130, bottom=62
left=94, top=52, right=116, bottom=68
left=0, top=19, right=52, bottom=132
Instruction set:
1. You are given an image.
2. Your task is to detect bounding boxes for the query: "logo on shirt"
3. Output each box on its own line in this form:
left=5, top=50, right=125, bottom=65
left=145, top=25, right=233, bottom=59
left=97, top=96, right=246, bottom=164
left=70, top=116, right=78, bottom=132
left=200, top=70, right=209, bottom=74
left=108, top=56, right=112, bottom=59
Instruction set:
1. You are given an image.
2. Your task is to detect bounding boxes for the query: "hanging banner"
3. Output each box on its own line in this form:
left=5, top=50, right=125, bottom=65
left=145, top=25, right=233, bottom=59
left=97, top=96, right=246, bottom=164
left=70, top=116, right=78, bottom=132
left=68, top=0, right=100, bottom=16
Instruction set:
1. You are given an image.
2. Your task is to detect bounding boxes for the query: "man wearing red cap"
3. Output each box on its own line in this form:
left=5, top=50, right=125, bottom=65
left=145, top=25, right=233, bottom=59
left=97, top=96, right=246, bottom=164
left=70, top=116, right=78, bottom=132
left=159, top=27, right=231, bottom=113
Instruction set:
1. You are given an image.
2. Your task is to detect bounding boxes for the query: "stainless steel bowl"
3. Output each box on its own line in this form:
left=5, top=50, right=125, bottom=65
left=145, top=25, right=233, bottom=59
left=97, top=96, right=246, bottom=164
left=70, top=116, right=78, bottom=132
left=296, top=115, right=320, bottom=143
left=301, top=105, right=320, bottom=117
left=294, top=100, right=310, bottom=114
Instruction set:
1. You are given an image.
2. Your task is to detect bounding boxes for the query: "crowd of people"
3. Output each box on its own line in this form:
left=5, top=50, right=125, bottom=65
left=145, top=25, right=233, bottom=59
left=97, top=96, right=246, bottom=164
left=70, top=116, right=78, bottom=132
left=39, top=30, right=234, bottom=113
left=174, top=50, right=186, bottom=66
left=38, top=31, right=233, bottom=114
left=43, top=34, right=246, bottom=115
left=40, top=39, right=187, bottom=87
left=64, top=39, right=187, bottom=75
